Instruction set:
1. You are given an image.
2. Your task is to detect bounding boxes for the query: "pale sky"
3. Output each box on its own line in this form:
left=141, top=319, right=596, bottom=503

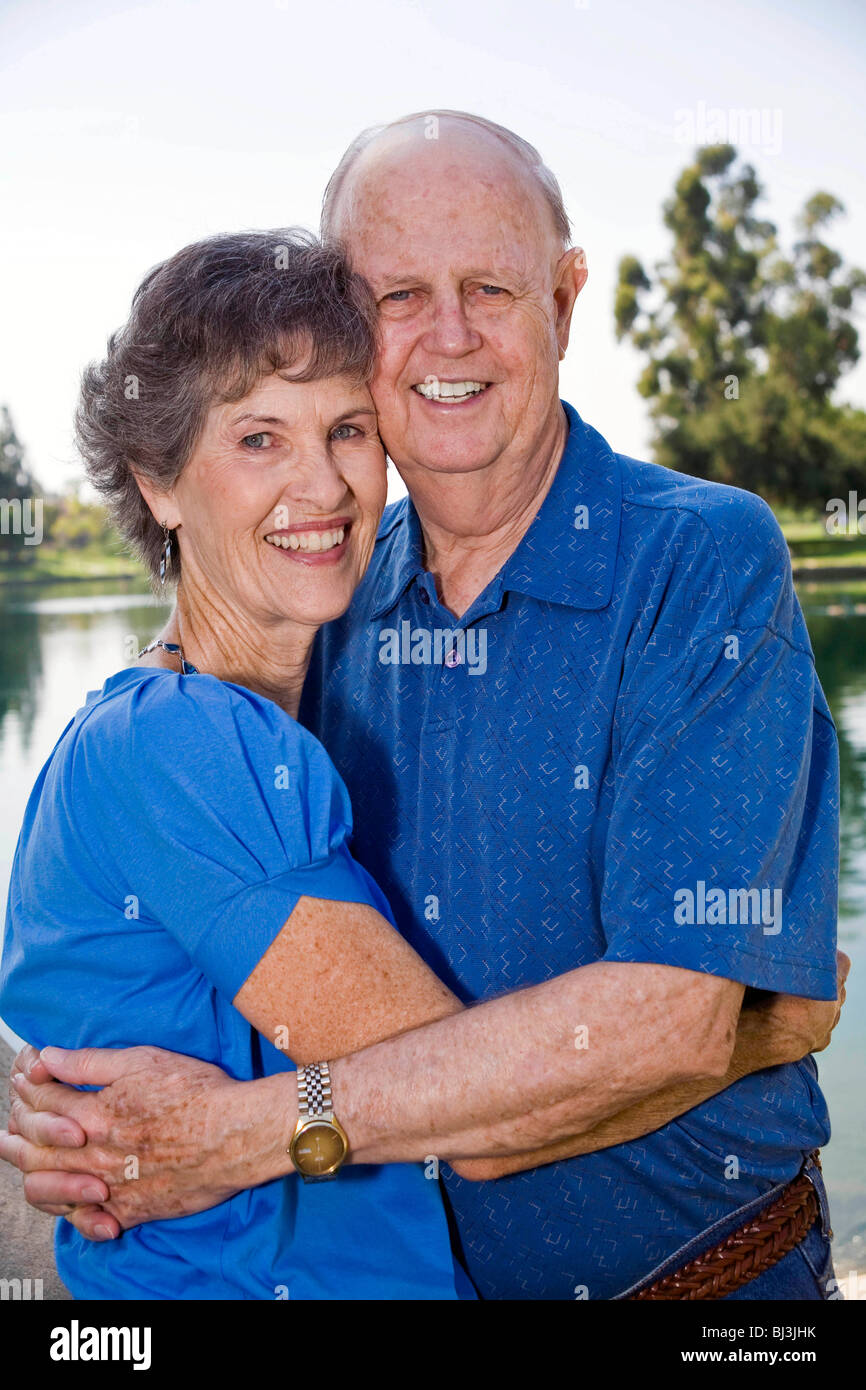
left=1, top=0, right=864, bottom=501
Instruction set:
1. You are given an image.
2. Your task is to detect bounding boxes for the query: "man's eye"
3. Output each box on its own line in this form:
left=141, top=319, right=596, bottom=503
left=383, top=290, right=412, bottom=302
left=479, top=285, right=505, bottom=296
left=241, top=433, right=272, bottom=449
left=331, top=424, right=361, bottom=441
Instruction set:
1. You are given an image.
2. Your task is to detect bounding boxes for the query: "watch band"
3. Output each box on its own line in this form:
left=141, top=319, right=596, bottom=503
left=291, top=1061, right=349, bottom=1182
left=297, top=1061, right=334, bottom=1120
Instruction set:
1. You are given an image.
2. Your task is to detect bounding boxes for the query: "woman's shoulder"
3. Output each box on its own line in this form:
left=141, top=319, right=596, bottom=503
left=71, top=667, right=341, bottom=788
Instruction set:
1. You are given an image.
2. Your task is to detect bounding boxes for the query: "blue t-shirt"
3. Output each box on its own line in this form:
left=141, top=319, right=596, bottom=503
left=0, top=667, right=466, bottom=1300
left=299, top=401, right=839, bottom=1301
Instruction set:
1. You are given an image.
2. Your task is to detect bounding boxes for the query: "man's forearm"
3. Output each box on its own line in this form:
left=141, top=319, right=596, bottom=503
left=450, top=999, right=776, bottom=1179
left=249, top=961, right=742, bottom=1182
left=6, top=960, right=843, bottom=1237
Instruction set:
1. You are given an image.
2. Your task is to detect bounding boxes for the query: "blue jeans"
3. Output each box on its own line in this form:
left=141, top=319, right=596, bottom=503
left=615, top=1152, right=838, bottom=1301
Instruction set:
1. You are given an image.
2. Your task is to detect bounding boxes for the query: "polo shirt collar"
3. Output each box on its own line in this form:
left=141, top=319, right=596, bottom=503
left=369, top=401, right=621, bottom=619
left=369, top=496, right=427, bottom=619
left=500, top=401, right=622, bottom=610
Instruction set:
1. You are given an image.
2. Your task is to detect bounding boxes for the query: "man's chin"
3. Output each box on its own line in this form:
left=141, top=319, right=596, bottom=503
left=395, top=432, right=507, bottom=479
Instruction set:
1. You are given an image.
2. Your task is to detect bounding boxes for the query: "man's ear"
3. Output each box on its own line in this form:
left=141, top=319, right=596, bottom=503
left=552, top=247, right=588, bottom=360
left=134, top=471, right=180, bottom=531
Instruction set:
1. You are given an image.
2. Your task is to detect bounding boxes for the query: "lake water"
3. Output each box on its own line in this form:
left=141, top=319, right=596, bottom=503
left=0, top=579, right=863, bottom=1296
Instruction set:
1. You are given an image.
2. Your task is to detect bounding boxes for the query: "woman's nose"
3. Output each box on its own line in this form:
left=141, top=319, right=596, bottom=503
left=282, top=448, right=350, bottom=513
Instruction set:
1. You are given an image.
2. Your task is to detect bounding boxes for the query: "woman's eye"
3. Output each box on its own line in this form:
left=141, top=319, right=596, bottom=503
left=479, top=284, right=505, bottom=296
left=331, top=424, right=360, bottom=442
left=241, top=433, right=272, bottom=449
left=383, top=290, right=412, bottom=302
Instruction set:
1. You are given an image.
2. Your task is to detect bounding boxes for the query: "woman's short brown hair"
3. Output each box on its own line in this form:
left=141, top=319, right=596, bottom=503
left=75, top=229, right=377, bottom=584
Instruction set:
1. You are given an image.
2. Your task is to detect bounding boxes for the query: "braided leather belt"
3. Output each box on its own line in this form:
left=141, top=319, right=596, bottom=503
left=629, top=1153, right=822, bottom=1300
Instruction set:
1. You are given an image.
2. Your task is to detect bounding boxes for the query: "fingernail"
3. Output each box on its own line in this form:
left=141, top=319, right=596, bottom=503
left=10, top=1072, right=24, bottom=1090
left=82, top=1185, right=105, bottom=1203
left=94, top=1224, right=116, bottom=1241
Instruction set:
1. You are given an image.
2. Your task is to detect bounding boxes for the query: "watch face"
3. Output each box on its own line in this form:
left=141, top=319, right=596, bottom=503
left=293, top=1122, right=347, bottom=1176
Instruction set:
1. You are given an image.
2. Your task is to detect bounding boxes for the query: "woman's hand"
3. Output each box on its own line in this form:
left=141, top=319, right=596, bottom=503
left=1, top=1043, right=291, bottom=1239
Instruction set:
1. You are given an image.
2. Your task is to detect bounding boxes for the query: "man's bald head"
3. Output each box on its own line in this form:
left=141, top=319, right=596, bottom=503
left=318, top=109, right=586, bottom=493
left=321, top=110, right=571, bottom=251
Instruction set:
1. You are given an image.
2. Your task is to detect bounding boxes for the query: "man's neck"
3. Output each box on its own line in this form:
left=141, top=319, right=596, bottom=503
left=400, top=403, right=569, bottom=618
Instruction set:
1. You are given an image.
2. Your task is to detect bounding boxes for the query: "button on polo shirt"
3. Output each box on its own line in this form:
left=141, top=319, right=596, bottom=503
left=300, top=401, right=838, bottom=1301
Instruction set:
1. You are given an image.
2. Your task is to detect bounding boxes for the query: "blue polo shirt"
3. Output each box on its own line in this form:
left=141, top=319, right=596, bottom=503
left=299, top=401, right=839, bottom=1301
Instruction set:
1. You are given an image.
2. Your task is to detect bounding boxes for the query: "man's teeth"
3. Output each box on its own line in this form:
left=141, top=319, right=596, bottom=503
left=265, top=527, right=346, bottom=553
left=413, top=380, right=487, bottom=402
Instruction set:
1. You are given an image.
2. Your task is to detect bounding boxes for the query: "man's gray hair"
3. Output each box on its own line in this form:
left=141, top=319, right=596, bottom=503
left=321, top=110, right=572, bottom=248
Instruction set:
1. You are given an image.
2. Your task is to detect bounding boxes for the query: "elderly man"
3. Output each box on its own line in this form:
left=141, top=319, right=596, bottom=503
left=1, top=112, right=845, bottom=1301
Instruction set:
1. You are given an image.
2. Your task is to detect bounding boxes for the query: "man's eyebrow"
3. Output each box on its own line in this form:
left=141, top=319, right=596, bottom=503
left=376, top=272, right=430, bottom=290
left=462, top=265, right=527, bottom=284
left=375, top=267, right=527, bottom=290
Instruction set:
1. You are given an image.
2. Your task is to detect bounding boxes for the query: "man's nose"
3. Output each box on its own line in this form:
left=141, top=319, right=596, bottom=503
left=422, top=291, right=483, bottom=357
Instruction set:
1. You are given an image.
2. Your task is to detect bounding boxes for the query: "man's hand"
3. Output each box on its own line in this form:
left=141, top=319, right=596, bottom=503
left=1, top=1044, right=292, bottom=1240
left=746, top=950, right=850, bottom=1063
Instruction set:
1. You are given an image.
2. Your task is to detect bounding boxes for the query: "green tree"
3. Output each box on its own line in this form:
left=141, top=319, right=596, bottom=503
left=614, top=146, right=866, bottom=505
left=48, top=492, right=116, bottom=550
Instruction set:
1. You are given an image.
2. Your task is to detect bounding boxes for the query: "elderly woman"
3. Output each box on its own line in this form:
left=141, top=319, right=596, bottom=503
left=0, top=230, right=475, bottom=1299
left=0, top=230, right=845, bottom=1304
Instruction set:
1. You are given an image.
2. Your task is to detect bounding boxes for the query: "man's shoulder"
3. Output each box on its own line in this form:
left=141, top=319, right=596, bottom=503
left=616, top=452, right=781, bottom=541
left=613, top=452, right=792, bottom=626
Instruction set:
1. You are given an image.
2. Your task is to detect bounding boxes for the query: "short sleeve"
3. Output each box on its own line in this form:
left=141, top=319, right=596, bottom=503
left=68, top=672, right=385, bottom=999
left=600, top=624, right=839, bottom=999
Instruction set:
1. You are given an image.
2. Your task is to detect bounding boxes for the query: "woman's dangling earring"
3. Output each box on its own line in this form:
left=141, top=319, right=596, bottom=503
left=159, top=522, right=173, bottom=587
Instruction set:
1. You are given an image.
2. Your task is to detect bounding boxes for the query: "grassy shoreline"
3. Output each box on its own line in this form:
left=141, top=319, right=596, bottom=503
left=0, top=545, right=145, bottom=587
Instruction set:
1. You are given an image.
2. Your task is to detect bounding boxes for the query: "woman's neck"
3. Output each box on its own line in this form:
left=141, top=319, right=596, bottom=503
left=146, top=582, right=315, bottom=719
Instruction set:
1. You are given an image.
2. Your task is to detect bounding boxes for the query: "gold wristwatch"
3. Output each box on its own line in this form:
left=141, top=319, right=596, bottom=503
left=288, top=1061, right=349, bottom=1182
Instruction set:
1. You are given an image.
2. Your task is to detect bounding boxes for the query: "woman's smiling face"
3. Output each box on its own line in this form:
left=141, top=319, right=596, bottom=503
left=154, top=372, right=386, bottom=631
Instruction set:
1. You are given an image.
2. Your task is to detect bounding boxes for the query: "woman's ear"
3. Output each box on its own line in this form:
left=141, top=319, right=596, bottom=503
left=553, top=247, right=588, bottom=360
left=133, top=472, right=180, bottom=531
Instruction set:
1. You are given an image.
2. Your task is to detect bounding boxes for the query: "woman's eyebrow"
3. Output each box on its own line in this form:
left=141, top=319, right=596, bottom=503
left=229, top=407, right=377, bottom=428
left=230, top=412, right=286, bottom=427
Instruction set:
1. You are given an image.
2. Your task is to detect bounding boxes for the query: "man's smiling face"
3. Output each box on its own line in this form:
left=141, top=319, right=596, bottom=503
left=330, top=122, right=585, bottom=484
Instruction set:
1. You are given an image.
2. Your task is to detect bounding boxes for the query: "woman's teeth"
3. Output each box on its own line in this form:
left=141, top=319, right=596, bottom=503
left=265, top=527, right=346, bottom=553
left=413, top=380, right=487, bottom=402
